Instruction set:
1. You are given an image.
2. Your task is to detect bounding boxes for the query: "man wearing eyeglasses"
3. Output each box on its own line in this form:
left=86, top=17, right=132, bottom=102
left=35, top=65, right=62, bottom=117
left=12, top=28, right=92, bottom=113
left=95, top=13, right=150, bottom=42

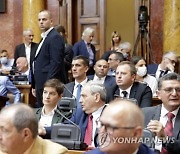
left=147, top=51, right=178, bottom=80
left=142, top=73, right=180, bottom=153
left=107, top=52, right=124, bottom=76
left=85, top=99, right=155, bottom=154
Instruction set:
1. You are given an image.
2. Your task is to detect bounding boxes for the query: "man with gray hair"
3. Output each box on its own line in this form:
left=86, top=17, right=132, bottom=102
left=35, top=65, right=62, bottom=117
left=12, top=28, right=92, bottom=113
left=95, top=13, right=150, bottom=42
left=14, top=28, right=38, bottom=67
left=119, top=41, right=132, bottom=61
left=0, top=104, right=68, bottom=154
left=147, top=51, right=178, bottom=80
left=69, top=81, right=106, bottom=148
left=73, top=27, right=96, bottom=75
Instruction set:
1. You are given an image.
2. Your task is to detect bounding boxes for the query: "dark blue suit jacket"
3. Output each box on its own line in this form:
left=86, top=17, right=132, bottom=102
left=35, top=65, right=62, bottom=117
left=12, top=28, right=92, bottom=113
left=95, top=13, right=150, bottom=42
left=84, top=144, right=155, bottom=154
left=147, top=64, right=158, bottom=76
left=32, top=28, right=66, bottom=89
left=110, top=82, right=152, bottom=107
left=73, top=40, right=96, bottom=66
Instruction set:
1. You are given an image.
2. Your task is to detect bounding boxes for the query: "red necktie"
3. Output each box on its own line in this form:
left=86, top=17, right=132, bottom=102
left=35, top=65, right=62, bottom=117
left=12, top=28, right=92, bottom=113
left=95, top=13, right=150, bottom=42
left=162, top=112, right=175, bottom=154
left=84, top=115, right=93, bottom=146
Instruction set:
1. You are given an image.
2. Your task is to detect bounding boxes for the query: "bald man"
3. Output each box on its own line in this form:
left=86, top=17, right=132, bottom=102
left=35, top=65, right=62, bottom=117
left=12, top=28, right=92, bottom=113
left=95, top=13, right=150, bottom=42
left=86, top=99, right=155, bottom=154
left=0, top=104, right=68, bottom=154
left=16, top=57, right=31, bottom=83
left=88, top=59, right=116, bottom=89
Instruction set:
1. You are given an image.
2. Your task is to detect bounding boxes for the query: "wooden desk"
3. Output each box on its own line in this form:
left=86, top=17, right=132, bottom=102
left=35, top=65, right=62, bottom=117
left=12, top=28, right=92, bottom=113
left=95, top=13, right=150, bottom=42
left=16, top=84, right=31, bottom=104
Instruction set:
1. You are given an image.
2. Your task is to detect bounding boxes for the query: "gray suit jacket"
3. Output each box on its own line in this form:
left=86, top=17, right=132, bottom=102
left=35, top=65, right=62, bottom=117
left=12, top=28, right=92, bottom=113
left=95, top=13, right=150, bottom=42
left=142, top=105, right=180, bottom=139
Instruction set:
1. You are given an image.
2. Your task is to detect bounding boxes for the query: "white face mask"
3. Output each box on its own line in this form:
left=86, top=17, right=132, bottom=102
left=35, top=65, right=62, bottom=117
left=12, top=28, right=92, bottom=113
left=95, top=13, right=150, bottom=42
left=0, top=57, right=8, bottom=64
left=137, top=66, right=147, bottom=77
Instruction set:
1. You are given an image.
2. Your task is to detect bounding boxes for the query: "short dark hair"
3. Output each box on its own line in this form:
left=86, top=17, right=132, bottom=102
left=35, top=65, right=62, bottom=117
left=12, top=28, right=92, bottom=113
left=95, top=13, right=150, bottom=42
left=72, top=55, right=89, bottom=67
left=110, top=52, right=124, bottom=62
left=158, top=73, right=180, bottom=90
left=54, top=25, right=65, bottom=34
left=43, top=79, right=64, bottom=95
left=118, top=61, right=136, bottom=75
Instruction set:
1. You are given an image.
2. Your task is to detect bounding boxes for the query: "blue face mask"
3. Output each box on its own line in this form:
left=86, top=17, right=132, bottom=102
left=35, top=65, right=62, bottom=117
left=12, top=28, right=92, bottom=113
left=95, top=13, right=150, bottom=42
left=0, top=57, right=8, bottom=64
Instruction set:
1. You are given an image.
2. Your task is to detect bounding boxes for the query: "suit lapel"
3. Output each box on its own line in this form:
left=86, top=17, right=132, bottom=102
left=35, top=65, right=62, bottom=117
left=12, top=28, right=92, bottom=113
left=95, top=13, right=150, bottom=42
left=152, top=105, right=161, bottom=120
left=129, top=83, right=136, bottom=98
left=173, top=108, right=180, bottom=138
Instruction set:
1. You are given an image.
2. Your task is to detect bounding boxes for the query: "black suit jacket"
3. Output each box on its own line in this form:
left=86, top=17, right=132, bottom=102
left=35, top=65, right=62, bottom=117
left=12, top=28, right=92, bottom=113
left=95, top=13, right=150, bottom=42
left=32, top=28, right=66, bottom=89
left=110, top=82, right=152, bottom=107
left=142, top=105, right=180, bottom=153
left=14, top=42, right=38, bottom=67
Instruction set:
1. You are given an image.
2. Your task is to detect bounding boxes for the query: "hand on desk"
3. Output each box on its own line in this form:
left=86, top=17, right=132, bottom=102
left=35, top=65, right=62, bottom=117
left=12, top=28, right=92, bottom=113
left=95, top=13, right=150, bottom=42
left=38, top=122, right=46, bottom=136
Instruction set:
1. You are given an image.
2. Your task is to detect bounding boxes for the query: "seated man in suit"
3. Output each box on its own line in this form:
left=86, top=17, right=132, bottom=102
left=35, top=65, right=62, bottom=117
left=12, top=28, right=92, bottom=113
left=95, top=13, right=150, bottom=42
left=110, top=61, right=152, bottom=107
left=63, top=55, right=90, bottom=109
left=88, top=59, right=116, bottom=89
left=147, top=51, right=178, bottom=80
left=0, top=76, right=21, bottom=105
left=35, top=79, right=72, bottom=139
left=142, top=73, right=180, bottom=153
left=69, top=81, right=106, bottom=148
left=16, top=57, right=31, bottom=83
left=73, top=27, right=96, bottom=75
left=107, top=52, right=124, bottom=76
left=86, top=99, right=155, bottom=154
left=0, top=104, right=68, bottom=154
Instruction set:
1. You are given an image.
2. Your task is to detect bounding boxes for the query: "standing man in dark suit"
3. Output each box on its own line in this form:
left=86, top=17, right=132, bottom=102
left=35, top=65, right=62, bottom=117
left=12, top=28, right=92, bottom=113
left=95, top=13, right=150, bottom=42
left=32, top=10, right=66, bottom=107
left=110, top=61, right=152, bottom=107
left=73, top=27, right=96, bottom=75
left=85, top=99, right=155, bottom=154
left=14, top=28, right=38, bottom=68
left=69, top=81, right=106, bottom=148
left=142, top=73, right=180, bottom=154
left=88, top=59, right=116, bottom=89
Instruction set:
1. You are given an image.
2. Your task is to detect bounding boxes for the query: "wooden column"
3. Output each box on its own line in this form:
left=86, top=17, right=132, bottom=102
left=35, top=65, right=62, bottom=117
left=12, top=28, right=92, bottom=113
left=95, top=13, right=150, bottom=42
left=163, top=0, right=180, bottom=56
left=23, top=0, right=45, bottom=43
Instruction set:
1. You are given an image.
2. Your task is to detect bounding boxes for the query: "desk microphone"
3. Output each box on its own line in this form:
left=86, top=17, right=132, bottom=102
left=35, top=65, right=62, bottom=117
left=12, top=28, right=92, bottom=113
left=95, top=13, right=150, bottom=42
left=54, top=107, right=81, bottom=141
left=53, top=108, right=87, bottom=150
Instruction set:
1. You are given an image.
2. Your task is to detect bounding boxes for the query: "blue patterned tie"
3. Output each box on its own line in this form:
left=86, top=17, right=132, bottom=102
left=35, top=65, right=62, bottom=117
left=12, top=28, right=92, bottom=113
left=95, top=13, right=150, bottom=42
left=76, top=84, right=82, bottom=108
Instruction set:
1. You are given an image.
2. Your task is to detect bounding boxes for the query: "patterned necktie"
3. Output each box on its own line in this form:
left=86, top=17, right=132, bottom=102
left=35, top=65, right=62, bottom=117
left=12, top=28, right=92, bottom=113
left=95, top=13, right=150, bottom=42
left=162, top=112, right=175, bottom=154
left=84, top=114, right=93, bottom=146
left=122, top=91, right=128, bottom=98
left=76, top=84, right=82, bottom=108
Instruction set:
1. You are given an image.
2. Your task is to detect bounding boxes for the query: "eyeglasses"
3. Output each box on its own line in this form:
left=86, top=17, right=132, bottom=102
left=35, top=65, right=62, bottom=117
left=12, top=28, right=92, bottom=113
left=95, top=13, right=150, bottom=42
left=96, top=118, right=135, bottom=134
left=161, top=87, right=180, bottom=94
left=166, top=57, right=177, bottom=65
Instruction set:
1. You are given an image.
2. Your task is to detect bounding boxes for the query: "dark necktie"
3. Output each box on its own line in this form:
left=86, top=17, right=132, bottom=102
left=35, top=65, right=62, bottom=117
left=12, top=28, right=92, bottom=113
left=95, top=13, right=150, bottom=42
left=159, top=70, right=165, bottom=78
left=162, top=112, right=175, bottom=154
left=76, top=84, right=82, bottom=107
left=122, top=91, right=128, bottom=98
left=84, top=114, right=93, bottom=146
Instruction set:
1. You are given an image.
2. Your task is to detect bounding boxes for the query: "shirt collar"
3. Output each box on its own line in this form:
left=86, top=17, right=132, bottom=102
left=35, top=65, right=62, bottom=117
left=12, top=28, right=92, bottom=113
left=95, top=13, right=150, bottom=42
left=41, top=27, right=53, bottom=38
left=75, top=78, right=88, bottom=88
left=94, top=74, right=106, bottom=81
left=161, top=104, right=179, bottom=118
left=41, top=105, right=57, bottom=116
left=119, top=84, right=133, bottom=95
left=92, top=105, right=105, bottom=118
left=23, top=140, right=35, bottom=154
